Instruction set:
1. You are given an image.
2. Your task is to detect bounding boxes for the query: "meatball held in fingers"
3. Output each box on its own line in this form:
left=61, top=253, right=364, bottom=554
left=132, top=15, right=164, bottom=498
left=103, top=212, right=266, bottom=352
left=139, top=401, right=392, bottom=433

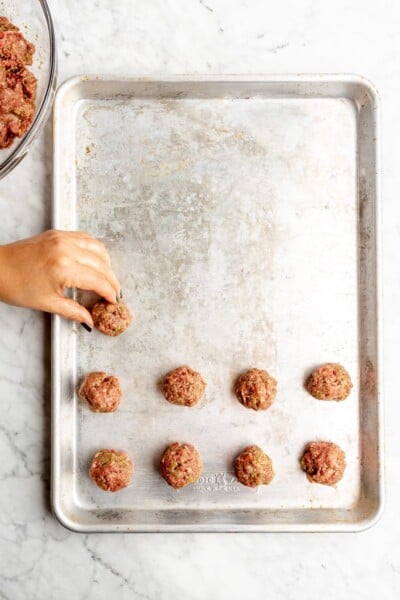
left=0, top=230, right=121, bottom=329
left=91, top=298, right=132, bottom=336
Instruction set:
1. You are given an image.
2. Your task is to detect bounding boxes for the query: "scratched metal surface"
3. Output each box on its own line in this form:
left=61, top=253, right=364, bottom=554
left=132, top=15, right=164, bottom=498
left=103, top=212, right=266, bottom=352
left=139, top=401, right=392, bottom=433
left=52, top=76, right=382, bottom=532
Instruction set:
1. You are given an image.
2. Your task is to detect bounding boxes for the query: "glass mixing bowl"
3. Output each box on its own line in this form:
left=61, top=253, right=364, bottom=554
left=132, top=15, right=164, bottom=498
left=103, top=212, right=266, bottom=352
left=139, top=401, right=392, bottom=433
left=0, top=0, right=56, bottom=179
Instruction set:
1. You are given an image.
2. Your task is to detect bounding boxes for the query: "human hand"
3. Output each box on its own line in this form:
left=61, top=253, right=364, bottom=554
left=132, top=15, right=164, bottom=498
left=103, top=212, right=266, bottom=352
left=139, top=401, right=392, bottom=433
left=0, top=230, right=120, bottom=328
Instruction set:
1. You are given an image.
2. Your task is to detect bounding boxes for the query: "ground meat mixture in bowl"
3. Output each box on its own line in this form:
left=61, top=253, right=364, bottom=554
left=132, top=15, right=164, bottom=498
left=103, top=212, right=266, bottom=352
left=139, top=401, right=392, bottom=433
left=160, top=442, right=203, bottom=489
left=0, top=3, right=56, bottom=178
left=0, top=16, right=37, bottom=148
left=235, top=445, right=274, bottom=488
left=91, top=299, right=132, bottom=336
left=306, top=363, right=353, bottom=401
left=300, top=441, right=346, bottom=486
left=79, top=371, right=122, bottom=413
left=89, top=449, right=133, bottom=492
left=163, top=366, right=206, bottom=407
left=235, top=368, right=277, bottom=411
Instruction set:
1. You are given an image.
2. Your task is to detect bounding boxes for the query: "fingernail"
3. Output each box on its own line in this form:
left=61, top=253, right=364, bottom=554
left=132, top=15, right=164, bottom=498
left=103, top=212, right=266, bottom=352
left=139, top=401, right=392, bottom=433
left=81, top=323, right=92, bottom=332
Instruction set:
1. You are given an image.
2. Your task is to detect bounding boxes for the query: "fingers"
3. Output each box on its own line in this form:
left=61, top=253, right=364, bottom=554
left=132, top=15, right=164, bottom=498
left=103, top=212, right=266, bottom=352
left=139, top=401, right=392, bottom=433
left=49, top=230, right=121, bottom=300
left=63, top=231, right=112, bottom=266
left=72, top=249, right=120, bottom=298
left=68, top=266, right=119, bottom=304
left=52, top=296, right=94, bottom=328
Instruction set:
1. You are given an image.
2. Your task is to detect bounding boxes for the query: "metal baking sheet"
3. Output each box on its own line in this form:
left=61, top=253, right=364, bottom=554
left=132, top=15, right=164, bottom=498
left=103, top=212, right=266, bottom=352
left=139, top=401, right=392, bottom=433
left=52, top=75, right=383, bottom=532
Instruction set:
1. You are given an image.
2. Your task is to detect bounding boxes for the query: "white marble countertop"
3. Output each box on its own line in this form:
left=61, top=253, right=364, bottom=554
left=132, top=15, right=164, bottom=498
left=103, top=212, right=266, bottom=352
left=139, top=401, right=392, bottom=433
left=0, top=0, right=398, bottom=597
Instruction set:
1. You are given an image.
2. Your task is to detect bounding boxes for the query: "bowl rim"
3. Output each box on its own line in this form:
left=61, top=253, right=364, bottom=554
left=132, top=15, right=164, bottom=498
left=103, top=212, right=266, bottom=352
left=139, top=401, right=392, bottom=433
left=0, top=0, right=57, bottom=179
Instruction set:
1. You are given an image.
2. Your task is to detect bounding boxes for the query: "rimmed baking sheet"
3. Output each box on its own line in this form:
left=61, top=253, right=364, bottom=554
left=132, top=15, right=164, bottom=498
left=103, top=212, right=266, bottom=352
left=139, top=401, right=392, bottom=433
left=52, top=75, right=382, bottom=532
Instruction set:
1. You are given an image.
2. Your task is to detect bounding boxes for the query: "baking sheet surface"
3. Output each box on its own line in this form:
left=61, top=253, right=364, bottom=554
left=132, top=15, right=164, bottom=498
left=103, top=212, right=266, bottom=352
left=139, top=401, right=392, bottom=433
left=52, top=77, right=382, bottom=531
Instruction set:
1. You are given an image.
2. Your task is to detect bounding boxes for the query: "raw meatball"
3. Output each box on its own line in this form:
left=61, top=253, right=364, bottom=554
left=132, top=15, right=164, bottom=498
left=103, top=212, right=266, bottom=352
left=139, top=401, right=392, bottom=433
left=91, top=299, right=132, bottom=337
left=300, top=441, right=346, bottom=486
left=79, top=372, right=122, bottom=413
left=160, top=442, right=203, bottom=489
left=89, top=449, right=133, bottom=492
left=234, top=445, right=274, bottom=488
left=235, top=368, right=277, bottom=411
left=306, top=363, right=353, bottom=401
left=163, top=366, right=206, bottom=407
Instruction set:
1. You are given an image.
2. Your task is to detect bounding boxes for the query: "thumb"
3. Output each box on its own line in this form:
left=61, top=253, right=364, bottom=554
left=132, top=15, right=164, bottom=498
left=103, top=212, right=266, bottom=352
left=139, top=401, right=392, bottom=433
left=52, top=297, right=94, bottom=329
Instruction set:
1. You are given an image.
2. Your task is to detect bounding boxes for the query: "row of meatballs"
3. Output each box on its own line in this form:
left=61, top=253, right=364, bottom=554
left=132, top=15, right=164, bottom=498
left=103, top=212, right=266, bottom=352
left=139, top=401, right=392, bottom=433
left=84, top=299, right=353, bottom=412
left=85, top=299, right=353, bottom=406
left=89, top=440, right=346, bottom=492
left=79, top=363, right=353, bottom=414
